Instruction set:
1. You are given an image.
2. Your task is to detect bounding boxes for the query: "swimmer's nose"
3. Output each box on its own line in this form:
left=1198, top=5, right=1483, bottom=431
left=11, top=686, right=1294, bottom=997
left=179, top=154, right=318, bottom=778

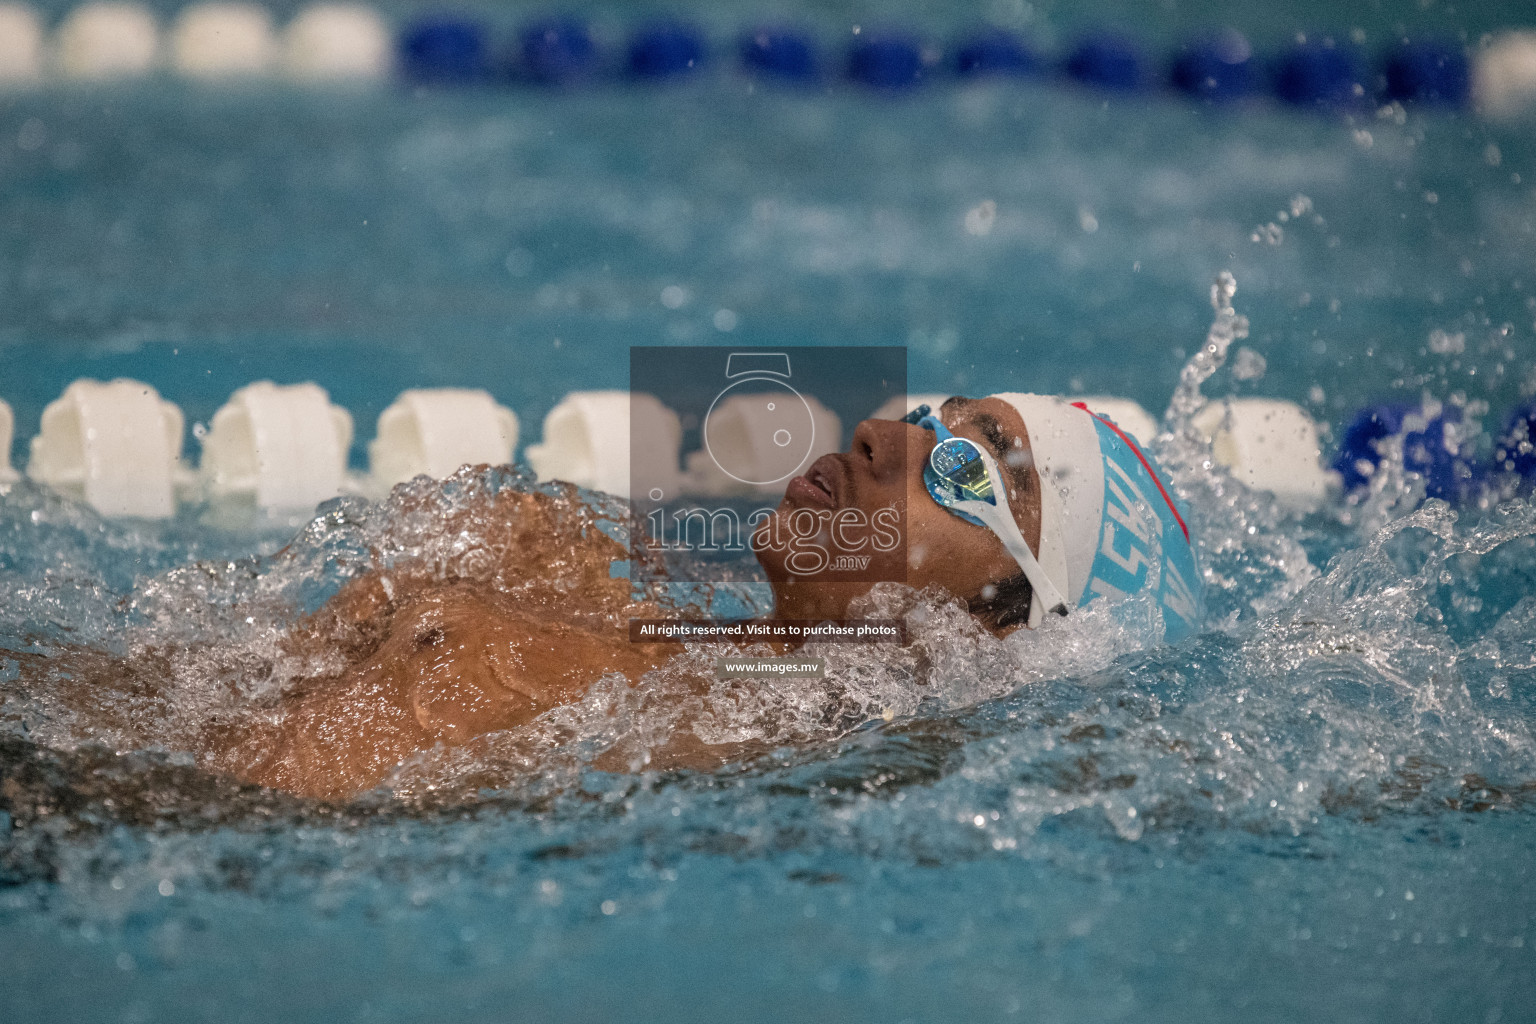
left=849, top=417, right=913, bottom=483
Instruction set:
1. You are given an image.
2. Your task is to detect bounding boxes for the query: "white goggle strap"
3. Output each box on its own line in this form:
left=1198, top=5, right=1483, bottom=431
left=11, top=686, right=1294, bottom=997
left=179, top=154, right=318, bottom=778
left=1026, top=478, right=1066, bottom=627
left=957, top=453, right=1070, bottom=620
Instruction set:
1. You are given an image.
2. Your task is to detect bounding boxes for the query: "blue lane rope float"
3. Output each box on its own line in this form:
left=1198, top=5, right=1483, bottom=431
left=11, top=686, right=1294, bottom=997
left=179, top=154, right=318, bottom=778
left=1334, top=404, right=1415, bottom=493
left=846, top=31, right=927, bottom=89
left=517, top=17, right=597, bottom=85
left=1398, top=406, right=1484, bottom=503
left=1333, top=403, right=1484, bottom=503
left=1272, top=40, right=1365, bottom=108
left=739, top=25, right=818, bottom=82
left=1170, top=29, right=1256, bottom=102
left=1382, top=38, right=1471, bottom=105
left=627, top=21, right=705, bottom=79
left=398, top=15, right=490, bottom=85
left=1063, top=33, right=1147, bottom=91
left=1496, top=400, right=1536, bottom=483
left=5, top=6, right=1518, bottom=113
left=952, top=27, right=1040, bottom=79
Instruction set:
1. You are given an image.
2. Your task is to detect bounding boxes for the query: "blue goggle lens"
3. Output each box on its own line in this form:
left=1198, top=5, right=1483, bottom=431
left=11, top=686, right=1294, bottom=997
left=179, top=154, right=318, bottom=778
left=928, top=437, right=995, bottom=505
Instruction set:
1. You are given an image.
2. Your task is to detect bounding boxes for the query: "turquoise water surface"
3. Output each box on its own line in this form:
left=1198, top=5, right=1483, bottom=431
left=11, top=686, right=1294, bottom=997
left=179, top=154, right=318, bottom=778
left=3, top=2, right=1536, bottom=1020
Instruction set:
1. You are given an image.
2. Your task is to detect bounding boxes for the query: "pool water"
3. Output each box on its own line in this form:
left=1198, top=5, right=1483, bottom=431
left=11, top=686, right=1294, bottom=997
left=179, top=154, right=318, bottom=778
left=3, top=5, right=1536, bottom=1020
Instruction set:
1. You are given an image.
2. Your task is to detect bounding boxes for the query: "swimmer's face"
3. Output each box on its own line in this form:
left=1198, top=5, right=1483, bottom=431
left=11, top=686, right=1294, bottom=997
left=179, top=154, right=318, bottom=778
left=755, top=396, right=1043, bottom=624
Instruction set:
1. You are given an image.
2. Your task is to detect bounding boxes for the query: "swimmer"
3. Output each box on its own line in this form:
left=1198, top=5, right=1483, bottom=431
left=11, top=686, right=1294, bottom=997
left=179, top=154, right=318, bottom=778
left=32, top=394, right=1203, bottom=800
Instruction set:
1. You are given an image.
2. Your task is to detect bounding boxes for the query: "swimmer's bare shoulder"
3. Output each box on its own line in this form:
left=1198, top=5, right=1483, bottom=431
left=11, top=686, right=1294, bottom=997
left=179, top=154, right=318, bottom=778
left=211, top=587, right=673, bottom=799
left=209, top=483, right=710, bottom=799
left=18, top=484, right=763, bottom=800
left=316, top=485, right=646, bottom=628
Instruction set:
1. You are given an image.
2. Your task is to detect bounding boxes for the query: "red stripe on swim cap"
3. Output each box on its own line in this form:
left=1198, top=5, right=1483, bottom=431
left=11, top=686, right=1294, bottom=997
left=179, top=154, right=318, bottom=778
left=1070, top=402, right=1190, bottom=544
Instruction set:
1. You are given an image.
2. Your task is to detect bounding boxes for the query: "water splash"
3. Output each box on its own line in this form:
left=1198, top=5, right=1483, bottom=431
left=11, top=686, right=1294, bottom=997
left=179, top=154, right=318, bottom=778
left=2, top=281, right=1535, bottom=914
left=1153, top=272, right=1318, bottom=624
left=1164, top=270, right=1249, bottom=431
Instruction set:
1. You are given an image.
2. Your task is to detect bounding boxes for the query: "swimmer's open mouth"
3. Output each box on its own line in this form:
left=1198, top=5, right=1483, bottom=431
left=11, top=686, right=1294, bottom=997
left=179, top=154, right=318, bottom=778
left=786, top=455, right=844, bottom=508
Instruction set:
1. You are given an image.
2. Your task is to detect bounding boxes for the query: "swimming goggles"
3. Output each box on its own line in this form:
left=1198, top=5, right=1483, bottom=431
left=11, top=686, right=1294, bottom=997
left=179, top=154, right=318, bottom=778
left=904, top=404, right=1069, bottom=618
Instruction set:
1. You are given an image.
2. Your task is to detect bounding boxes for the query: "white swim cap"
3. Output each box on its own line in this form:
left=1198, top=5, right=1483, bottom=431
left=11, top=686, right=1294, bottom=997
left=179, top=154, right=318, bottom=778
left=989, top=393, right=1204, bottom=640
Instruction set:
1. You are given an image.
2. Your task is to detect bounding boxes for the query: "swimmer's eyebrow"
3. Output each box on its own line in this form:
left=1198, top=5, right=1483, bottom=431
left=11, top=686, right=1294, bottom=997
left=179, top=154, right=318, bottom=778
left=934, top=397, right=1029, bottom=488
left=972, top=412, right=1011, bottom=462
left=973, top=411, right=1032, bottom=491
